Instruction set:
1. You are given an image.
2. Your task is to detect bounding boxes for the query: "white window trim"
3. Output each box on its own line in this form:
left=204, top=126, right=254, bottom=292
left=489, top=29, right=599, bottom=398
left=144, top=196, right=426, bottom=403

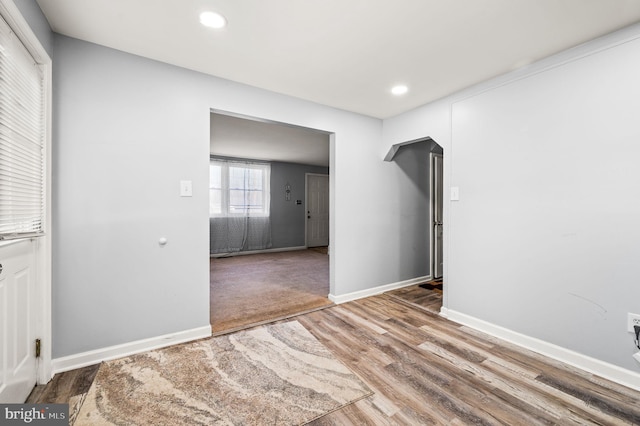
left=210, top=159, right=271, bottom=218
left=0, top=0, right=53, bottom=384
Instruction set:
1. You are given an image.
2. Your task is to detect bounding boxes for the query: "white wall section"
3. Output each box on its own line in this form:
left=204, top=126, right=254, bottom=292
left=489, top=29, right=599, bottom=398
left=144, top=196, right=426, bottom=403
left=384, top=23, right=640, bottom=374
left=52, top=34, right=417, bottom=358
left=19, top=0, right=640, bottom=386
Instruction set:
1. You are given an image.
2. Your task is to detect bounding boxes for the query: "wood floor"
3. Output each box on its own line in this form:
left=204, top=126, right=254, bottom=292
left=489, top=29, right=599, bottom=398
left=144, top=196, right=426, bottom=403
left=27, top=363, right=99, bottom=405
left=29, top=288, right=640, bottom=425
left=301, top=294, right=640, bottom=425
left=386, top=282, right=443, bottom=314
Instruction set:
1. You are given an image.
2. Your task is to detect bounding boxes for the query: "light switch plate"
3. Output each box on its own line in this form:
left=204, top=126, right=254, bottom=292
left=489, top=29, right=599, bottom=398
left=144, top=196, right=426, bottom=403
left=180, top=180, right=192, bottom=197
left=450, top=186, right=459, bottom=201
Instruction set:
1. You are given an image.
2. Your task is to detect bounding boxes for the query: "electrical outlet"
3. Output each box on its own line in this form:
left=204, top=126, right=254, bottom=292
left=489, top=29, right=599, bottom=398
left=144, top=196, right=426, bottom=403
left=628, top=313, right=640, bottom=333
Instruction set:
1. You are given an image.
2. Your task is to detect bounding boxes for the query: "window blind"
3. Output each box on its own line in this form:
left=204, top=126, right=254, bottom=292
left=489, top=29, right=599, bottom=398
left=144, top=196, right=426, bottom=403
left=209, top=159, right=270, bottom=217
left=0, top=15, right=45, bottom=239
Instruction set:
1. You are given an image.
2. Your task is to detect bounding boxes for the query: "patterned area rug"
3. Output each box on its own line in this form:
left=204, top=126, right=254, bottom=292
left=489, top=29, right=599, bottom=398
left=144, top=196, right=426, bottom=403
left=73, top=321, right=372, bottom=425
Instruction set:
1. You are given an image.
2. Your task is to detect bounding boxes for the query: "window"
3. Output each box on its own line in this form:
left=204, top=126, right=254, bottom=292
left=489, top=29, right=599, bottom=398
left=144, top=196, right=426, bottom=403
left=0, top=15, right=45, bottom=239
left=209, top=159, right=270, bottom=217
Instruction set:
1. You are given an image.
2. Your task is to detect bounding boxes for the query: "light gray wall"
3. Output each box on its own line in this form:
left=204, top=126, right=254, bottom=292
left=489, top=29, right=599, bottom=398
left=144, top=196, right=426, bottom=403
left=52, top=34, right=423, bottom=358
left=270, top=161, right=329, bottom=249
left=383, top=23, right=640, bottom=372
left=52, top=35, right=211, bottom=357
left=29, top=1, right=640, bottom=378
left=388, top=141, right=431, bottom=279
left=14, top=0, right=52, bottom=57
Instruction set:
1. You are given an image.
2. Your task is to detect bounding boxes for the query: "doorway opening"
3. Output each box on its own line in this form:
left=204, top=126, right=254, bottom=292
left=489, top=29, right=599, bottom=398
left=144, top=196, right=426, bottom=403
left=383, top=137, right=444, bottom=314
left=431, top=150, right=443, bottom=281
left=208, top=111, right=333, bottom=335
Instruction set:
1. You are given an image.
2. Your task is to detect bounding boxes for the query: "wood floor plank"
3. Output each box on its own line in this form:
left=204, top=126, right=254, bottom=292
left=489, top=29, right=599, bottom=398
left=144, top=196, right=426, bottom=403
left=380, top=333, right=553, bottom=424
left=536, top=373, right=640, bottom=424
left=444, top=327, right=639, bottom=424
left=417, top=339, right=613, bottom=425
left=298, top=313, right=453, bottom=423
left=27, top=364, right=100, bottom=404
left=302, top=294, right=640, bottom=424
left=475, top=333, right=639, bottom=416
left=309, top=400, right=384, bottom=426
left=25, top=384, right=46, bottom=404
left=30, top=293, right=640, bottom=425
left=459, top=325, right=595, bottom=378
left=386, top=283, right=443, bottom=314
left=30, top=370, right=78, bottom=404
left=306, top=304, right=543, bottom=424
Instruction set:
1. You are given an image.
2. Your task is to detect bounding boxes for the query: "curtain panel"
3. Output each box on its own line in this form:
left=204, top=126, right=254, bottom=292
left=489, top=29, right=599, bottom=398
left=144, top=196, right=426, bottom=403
left=209, top=216, right=272, bottom=254
left=209, top=159, right=272, bottom=254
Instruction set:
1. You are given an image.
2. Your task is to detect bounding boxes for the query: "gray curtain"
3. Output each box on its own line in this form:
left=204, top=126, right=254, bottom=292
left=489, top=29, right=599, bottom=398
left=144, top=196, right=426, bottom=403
left=210, top=216, right=272, bottom=254
left=209, top=158, right=272, bottom=254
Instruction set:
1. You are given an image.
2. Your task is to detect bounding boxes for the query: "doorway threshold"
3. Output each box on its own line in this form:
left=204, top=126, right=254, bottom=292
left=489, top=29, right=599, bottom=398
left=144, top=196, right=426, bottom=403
left=211, top=303, right=334, bottom=337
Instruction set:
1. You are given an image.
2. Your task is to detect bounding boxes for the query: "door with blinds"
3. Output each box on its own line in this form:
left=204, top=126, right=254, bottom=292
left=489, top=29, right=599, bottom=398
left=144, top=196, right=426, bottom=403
left=0, top=10, right=46, bottom=403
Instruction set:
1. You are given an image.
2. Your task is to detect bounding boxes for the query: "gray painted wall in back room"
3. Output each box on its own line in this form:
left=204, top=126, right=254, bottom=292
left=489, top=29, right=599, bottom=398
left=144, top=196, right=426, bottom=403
left=387, top=139, right=443, bottom=280
left=208, top=156, right=328, bottom=252
left=389, top=141, right=430, bottom=279
left=270, top=161, right=329, bottom=249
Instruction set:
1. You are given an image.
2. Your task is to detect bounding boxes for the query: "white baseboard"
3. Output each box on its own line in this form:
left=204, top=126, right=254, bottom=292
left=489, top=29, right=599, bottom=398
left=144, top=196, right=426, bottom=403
left=210, top=246, right=307, bottom=258
left=444, top=309, right=640, bottom=392
left=52, top=325, right=212, bottom=374
left=329, top=275, right=431, bottom=304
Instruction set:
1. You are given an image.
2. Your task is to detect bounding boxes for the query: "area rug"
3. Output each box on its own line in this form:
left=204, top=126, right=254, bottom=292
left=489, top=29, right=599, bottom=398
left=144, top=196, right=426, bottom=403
left=73, top=321, right=372, bottom=425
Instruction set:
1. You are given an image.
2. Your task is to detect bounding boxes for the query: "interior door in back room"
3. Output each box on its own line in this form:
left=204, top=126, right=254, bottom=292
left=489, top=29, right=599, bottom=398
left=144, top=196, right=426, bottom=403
left=306, top=174, right=329, bottom=247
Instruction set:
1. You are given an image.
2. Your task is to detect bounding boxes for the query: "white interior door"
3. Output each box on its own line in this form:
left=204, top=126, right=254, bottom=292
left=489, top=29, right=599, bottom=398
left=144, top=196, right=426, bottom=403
left=432, top=154, right=443, bottom=279
left=0, top=0, right=52, bottom=401
left=0, top=240, right=37, bottom=403
left=306, top=174, right=329, bottom=247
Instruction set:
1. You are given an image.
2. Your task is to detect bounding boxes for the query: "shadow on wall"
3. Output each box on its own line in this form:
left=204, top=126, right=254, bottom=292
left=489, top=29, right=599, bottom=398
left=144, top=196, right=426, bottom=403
left=393, top=139, right=442, bottom=191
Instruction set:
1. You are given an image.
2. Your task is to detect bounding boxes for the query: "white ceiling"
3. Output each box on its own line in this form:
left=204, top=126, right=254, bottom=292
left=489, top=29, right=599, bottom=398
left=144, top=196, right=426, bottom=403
left=36, top=0, right=640, bottom=119
left=210, top=113, right=330, bottom=167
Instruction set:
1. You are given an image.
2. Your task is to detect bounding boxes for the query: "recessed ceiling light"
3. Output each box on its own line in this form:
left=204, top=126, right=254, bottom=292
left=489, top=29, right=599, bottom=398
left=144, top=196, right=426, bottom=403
left=391, top=85, right=408, bottom=96
left=200, top=11, right=227, bottom=29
